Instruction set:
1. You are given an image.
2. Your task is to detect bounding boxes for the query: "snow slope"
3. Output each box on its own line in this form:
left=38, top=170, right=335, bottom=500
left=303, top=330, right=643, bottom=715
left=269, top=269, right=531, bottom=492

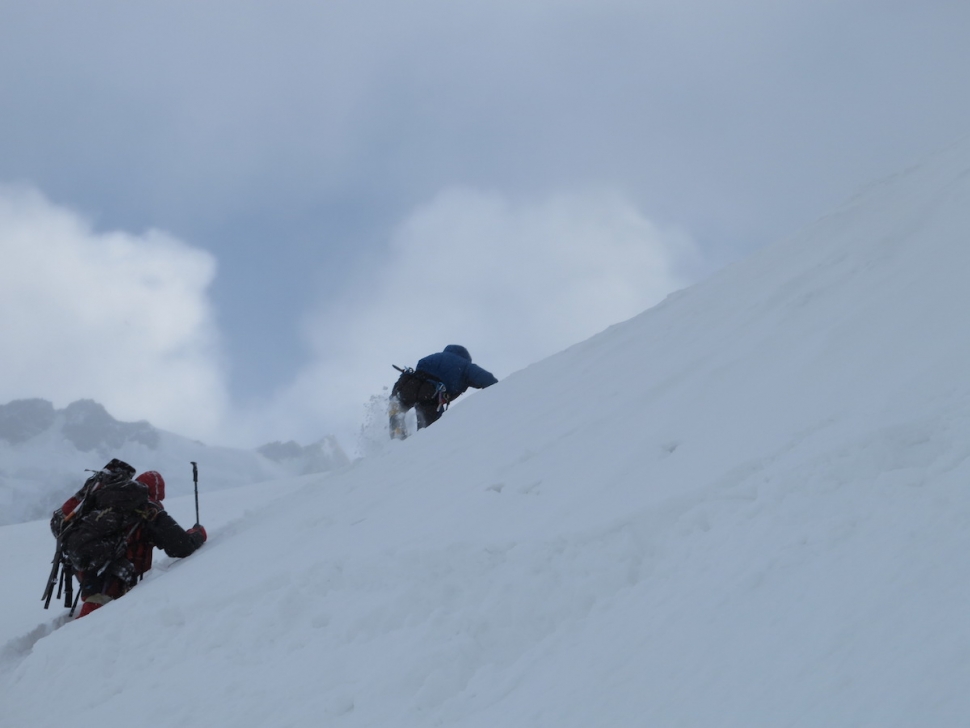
left=3, top=138, right=970, bottom=726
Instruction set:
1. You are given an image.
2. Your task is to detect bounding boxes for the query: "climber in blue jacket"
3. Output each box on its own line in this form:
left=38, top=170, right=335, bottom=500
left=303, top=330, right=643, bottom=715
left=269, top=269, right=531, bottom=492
left=389, top=345, right=498, bottom=438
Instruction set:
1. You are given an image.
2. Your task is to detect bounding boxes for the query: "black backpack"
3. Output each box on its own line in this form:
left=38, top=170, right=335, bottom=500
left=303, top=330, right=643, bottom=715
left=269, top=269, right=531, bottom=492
left=61, top=462, right=151, bottom=575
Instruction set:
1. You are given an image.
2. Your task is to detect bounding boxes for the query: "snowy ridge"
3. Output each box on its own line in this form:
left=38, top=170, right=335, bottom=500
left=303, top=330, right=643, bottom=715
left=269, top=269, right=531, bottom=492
left=0, top=399, right=349, bottom=526
left=3, top=139, right=970, bottom=726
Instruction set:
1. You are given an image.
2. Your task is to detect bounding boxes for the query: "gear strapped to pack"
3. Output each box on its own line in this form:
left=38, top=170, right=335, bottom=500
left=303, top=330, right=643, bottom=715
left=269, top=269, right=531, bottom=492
left=44, top=459, right=148, bottom=613
left=392, top=365, right=450, bottom=409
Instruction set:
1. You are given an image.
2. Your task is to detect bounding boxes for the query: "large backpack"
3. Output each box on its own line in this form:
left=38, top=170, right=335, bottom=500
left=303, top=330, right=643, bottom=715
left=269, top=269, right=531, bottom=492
left=61, top=465, right=151, bottom=575
left=391, top=366, right=449, bottom=408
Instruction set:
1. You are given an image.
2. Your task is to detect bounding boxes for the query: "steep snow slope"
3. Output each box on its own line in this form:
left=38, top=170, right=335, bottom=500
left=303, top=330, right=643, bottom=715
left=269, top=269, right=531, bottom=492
left=0, top=478, right=309, bottom=673
left=3, top=138, right=970, bottom=727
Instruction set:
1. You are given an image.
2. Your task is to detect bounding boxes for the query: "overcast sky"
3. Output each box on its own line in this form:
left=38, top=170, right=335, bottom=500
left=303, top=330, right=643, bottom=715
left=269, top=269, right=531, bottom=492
left=1, top=0, right=968, bottom=452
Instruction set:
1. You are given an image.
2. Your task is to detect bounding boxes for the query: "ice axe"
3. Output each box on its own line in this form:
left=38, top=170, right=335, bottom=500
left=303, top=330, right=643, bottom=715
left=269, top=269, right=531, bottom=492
left=191, top=461, right=200, bottom=527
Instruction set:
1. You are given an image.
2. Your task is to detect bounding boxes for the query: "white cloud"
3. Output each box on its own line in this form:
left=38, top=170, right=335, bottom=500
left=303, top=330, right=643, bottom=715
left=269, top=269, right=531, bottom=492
left=0, top=185, right=697, bottom=451
left=261, top=188, right=698, bottom=448
left=0, top=187, right=228, bottom=440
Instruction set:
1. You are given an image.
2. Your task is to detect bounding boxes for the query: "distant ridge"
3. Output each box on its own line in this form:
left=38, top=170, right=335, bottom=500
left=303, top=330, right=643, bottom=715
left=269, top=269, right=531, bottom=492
left=0, top=397, right=349, bottom=525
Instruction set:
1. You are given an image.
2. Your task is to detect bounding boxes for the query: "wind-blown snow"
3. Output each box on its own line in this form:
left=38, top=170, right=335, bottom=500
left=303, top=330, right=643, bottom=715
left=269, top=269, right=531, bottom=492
left=3, top=138, right=970, bottom=726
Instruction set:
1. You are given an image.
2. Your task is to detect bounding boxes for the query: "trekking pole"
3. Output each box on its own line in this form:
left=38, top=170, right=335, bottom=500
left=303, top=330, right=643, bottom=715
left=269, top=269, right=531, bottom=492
left=191, top=461, right=200, bottom=527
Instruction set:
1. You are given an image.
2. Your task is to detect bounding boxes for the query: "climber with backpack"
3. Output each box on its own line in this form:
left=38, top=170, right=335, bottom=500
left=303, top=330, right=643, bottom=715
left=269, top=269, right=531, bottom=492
left=389, top=345, right=498, bottom=439
left=46, top=458, right=207, bottom=618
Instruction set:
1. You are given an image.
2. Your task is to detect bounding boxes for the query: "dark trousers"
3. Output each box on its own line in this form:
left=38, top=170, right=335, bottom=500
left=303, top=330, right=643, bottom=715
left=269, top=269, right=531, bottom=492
left=390, top=370, right=446, bottom=436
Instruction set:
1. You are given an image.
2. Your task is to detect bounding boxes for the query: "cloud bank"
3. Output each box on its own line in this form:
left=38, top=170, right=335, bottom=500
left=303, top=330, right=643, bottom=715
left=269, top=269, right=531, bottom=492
left=2, top=2, right=968, bottom=404
left=0, top=186, right=696, bottom=451
left=259, top=188, right=697, bottom=448
left=0, top=187, right=227, bottom=440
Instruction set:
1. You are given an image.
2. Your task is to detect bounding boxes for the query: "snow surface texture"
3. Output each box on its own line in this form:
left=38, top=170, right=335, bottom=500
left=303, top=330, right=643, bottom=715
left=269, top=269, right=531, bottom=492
left=0, top=398, right=349, bottom=526
left=3, top=138, right=970, bottom=726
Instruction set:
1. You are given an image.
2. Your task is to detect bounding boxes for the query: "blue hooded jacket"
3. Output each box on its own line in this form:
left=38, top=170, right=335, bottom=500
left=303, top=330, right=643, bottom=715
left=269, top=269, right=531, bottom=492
left=416, top=345, right=498, bottom=398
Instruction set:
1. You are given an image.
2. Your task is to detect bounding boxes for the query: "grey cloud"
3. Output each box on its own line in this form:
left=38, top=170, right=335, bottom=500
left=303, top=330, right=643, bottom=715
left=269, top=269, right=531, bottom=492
left=1, top=0, right=968, bottom=409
